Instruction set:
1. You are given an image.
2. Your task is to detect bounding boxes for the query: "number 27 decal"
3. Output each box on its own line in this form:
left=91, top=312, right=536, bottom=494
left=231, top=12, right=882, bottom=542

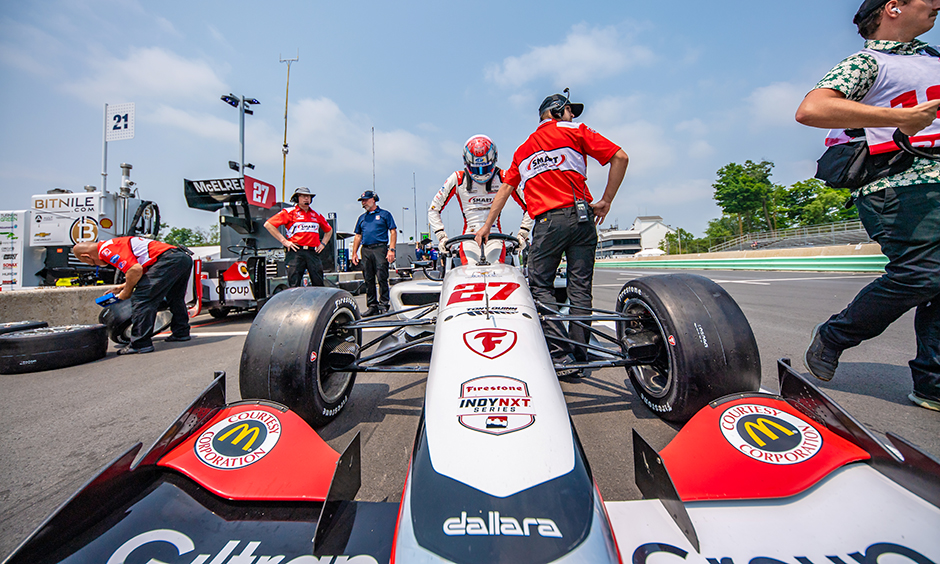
left=447, top=282, right=521, bottom=305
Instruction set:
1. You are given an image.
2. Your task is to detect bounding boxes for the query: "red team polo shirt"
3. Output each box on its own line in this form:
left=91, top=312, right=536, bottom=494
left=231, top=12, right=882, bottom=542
left=502, top=120, right=621, bottom=218
left=98, top=237, right=175, bottom=274
left=267, top=206, right=332, bottom=247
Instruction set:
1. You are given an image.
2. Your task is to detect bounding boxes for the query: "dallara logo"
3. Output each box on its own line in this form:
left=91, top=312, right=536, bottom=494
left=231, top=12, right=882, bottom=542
left=195, top=410, right=281, bottom=469
left=720, top=404, right=822, bottom=465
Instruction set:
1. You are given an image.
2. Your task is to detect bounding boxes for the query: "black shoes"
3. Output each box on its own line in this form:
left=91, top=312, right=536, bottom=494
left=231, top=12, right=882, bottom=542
left=804, top=323, right=841, bottom=382
left=117, top=345, right=154, bottom=355
left=363, top=307, right=381, bottom=317
left=165, top=335, right=192, bottom=342
left=909, top=391, right=940, bottom=412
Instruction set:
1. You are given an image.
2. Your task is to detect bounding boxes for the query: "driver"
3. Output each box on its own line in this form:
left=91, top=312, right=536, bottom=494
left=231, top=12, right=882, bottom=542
left=428, top=135, right=533, bottom=264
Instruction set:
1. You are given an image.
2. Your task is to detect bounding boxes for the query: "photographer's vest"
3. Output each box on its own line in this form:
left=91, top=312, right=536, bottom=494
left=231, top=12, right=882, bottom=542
left=826, top=48, right=940, bottom=154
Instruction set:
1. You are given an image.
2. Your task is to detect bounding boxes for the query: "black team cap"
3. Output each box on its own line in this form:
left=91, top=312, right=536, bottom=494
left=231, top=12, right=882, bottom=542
left=854, top=0, right=890, bottom=24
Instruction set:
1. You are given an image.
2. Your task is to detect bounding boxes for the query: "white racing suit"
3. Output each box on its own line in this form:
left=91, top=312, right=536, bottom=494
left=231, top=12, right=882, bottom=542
left=428, top=169, right=534, bottom=264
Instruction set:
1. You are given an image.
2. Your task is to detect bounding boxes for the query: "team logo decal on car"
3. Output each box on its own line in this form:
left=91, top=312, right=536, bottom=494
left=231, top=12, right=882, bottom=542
left=463, top=328, right=517, bottom=359
left=720, top=404, right=822, bottom=465
left=195, top=410, right=282, bottom=469
left=457, top=375, right=534, bottom=435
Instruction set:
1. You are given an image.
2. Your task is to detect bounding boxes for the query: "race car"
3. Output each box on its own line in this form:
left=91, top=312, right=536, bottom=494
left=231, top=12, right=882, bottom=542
left=6, top=234, right=939, bottom=564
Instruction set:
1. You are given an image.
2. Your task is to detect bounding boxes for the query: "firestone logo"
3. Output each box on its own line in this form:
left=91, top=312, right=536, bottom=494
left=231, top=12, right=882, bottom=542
left=463, top=328, right=517, bottom=359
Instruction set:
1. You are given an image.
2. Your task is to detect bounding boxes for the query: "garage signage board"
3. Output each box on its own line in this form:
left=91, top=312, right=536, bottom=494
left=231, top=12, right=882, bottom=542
left=105, top=103, right=135, bottom=142
left=0, top=210, right=26, bottom=290
left=30, top=193, right=101, bottom=247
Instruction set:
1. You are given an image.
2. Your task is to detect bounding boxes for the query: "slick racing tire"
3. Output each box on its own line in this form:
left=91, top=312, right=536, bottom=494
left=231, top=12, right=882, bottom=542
left=616, top=273, right=760, bottom=423
left=99, top=299, right=173, bottom=345
left=240, top=287, right=361, bottom=427
left=0, top=324, right=108, bottom=374
left=0, top=320, right=48, bottom=336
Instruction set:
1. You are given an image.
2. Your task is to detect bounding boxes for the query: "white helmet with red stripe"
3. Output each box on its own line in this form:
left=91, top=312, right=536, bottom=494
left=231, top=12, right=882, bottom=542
left=463, top=134, right=497, bottom=184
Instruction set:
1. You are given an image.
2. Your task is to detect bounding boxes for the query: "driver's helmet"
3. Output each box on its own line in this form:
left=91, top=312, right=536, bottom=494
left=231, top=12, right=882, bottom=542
left=463, top=135, right=497, bottom=184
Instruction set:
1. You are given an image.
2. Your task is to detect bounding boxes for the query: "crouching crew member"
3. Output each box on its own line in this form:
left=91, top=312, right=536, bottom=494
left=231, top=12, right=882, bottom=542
left=264, top=186, right=333, bottom=288
left=73, top=237, right=193, bottom=354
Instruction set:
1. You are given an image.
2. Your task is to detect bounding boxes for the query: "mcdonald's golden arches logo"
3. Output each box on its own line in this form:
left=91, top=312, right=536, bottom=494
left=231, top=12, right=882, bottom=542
left=195, top=410, right=282, bottom=469
left=719, top=404, right=823, bottom=465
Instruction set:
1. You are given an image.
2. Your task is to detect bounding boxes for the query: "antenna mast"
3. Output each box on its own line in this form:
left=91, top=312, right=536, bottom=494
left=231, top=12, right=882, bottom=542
left=279, top=49, right=299, bottom=203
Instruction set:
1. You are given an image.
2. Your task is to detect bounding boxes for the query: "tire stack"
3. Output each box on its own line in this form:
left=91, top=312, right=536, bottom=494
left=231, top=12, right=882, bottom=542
left=0, top=321, right=108, bottom=374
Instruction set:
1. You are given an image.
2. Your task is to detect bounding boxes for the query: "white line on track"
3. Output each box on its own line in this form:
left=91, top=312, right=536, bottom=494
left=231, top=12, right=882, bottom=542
left=180, top=328, right=389, bottom=338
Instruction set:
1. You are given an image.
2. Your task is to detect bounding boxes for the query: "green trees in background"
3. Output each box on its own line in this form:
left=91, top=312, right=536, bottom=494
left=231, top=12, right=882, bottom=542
left=159, top=223, right=219, bottom=246
left=666, top=161, right=857, bottom=254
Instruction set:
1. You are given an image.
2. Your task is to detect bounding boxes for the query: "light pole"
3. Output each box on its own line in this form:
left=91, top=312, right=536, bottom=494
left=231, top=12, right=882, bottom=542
left=412, top=172, right=417, bottom=246
left=402, top=207, right=409, bottom=241
left=221, top=94, right=260, bottom=182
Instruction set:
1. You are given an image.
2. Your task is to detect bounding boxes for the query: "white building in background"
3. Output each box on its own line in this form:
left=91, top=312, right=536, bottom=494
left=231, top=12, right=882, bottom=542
left=596, top=216, right=674, bottom=259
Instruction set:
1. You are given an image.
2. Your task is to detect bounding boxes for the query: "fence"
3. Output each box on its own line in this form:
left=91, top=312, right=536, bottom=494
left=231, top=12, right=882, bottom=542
left=708, top=220, right=870, bottom=253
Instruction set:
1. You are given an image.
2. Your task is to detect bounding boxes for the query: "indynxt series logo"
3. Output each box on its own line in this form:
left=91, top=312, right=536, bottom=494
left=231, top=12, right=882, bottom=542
left=195, top=410, right=281, bottom=469
left=457, top=375, right=534, bottom=435
left=720, top=404, right=822, bottom=465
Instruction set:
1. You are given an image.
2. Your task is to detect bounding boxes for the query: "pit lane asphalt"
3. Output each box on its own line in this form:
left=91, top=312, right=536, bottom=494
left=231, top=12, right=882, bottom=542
left=2, top=268, right=938, bottom=557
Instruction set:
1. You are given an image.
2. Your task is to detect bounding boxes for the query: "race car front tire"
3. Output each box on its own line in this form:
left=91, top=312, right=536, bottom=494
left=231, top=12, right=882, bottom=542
left=239, top=287, right=361, bottom=427
left=616, top=273, right=761, bottom=422
left=0, top=324, right=108, bottom=374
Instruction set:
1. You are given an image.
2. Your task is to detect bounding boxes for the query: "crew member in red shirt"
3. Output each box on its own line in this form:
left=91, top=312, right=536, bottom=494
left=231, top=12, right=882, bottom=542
left=265, top=186, right=333, bottom=288
left=73, top=236, right=193, bottom=354
left=476, top=90, right=629, bottom=376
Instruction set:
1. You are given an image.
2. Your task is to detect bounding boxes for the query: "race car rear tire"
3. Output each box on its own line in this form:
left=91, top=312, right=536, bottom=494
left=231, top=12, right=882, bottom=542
left=616, top=273, right=760, bottom=422
left=239, top=287, right=360, bottom=427
left=0, top=320, right=48, bottom=336
left=0, top=324, right=108, bottom=374
left=99, top=299, right=173, bottom=344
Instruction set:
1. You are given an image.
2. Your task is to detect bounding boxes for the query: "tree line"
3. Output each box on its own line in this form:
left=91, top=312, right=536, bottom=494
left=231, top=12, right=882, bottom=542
left=660, top=160, right=858, bottom=254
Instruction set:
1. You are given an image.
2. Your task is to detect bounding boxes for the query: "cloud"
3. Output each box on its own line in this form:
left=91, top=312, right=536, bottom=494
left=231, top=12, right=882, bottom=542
left=61, top=47, right=228, bottom=105
left=148, top=105, right=237, bottom=143
left=745, top=82, right=806, bottom=129
left=485, top=23, right=654, bottom=88
left=285, top=97, right=436, bottom=176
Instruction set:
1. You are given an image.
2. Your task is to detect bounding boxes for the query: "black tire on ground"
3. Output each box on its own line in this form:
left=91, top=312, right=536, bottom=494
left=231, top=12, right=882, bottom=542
left=616, top=273, right=761, bottom=423
left=0, top=324, right=108, bottom=374
left=239, top=287, right=360, bottom=427
left=99, top=299, right=173, bottom=344
left=208, top=307, right=231, bottom=319
left=0, top=320, right=48, bottom=336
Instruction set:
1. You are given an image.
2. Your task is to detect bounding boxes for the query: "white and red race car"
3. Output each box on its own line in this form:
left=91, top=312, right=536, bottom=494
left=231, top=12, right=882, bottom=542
left=7, top=234, right=939, bottom=564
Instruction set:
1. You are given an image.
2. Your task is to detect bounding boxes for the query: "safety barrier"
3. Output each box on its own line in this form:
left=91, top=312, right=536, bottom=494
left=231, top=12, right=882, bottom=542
left=597, top=254, right=888, bottom=273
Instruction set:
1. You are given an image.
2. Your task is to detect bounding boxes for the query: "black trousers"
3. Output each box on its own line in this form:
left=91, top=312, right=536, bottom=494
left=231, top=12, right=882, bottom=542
left=130, top=250, right=193, bottom=349
left=361, top=244, right=390, bottom=308
left=286, top=248, right=324, bottom=287
left=820, top=183, right=940, bottom=399
left=527, top=206, right=598, bottom=360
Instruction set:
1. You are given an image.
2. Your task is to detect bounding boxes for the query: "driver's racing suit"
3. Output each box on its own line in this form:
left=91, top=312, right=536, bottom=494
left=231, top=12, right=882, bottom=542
left=428, top=169, right=534, bottom=262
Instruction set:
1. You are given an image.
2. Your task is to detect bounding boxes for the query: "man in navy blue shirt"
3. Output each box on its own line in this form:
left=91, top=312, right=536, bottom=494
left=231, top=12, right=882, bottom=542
left=352, top=190, right=397, bottom=316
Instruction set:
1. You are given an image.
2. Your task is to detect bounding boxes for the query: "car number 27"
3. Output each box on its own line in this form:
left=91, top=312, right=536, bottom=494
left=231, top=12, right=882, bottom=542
left=447, top=282, right=521, bottom=305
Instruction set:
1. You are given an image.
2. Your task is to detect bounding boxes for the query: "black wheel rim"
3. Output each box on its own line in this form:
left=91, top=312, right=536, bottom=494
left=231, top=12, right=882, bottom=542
left=316, top=307, right=358, bottom=403
left=622, top=298, right=672, bottom=399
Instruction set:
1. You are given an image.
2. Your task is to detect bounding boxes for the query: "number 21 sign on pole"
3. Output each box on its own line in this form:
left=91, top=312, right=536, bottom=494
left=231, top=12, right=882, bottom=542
left=102, top=102, right=135, bottom=194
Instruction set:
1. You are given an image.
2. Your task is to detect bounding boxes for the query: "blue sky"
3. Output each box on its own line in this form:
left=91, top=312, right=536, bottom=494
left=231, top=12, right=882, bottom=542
left=1, top=0, right=937, bottom=241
